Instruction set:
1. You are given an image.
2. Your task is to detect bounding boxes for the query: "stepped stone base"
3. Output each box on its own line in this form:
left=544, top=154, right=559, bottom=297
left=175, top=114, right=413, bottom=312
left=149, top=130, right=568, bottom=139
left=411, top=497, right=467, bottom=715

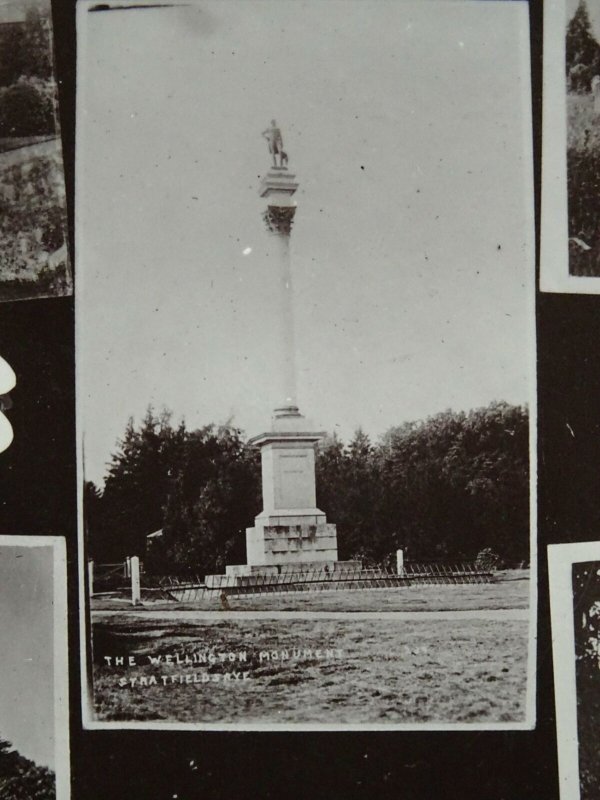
left=205, top=559, right=362, bottom=589
left=205, top=517, right=354, bottom=588
left=246, top=520, right=338, bottom=566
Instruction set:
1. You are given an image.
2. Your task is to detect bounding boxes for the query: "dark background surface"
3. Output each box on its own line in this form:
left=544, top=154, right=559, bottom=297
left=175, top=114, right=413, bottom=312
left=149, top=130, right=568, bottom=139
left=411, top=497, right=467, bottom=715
left=0, top=0, right=597, bottom=796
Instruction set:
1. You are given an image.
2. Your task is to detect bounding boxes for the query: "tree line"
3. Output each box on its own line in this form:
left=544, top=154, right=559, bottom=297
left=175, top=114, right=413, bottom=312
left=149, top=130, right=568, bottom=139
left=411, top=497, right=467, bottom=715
left=0, top=738, right=55, bottom=800
left=85, top=401, right=529, bottom=577
left=0, top=5, right=56, bottom=138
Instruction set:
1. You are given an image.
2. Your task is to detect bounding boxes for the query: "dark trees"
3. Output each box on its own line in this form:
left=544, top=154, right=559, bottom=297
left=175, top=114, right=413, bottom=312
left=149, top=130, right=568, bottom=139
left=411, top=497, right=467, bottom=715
left=566, top=0, right=600, bottom=93
left=0, top=82, right=54, bottom=137
left=0, top=6, right=53, bottom=88
left=87, top=402, right=530, bottom=574
left=86, top=410, right=261, bottom=574
left=316, top=402, right=529, bottom=565
left=0, top=5, right=56, bottom=137
left=158, top=425, right=260, bottom=576
left=383, top=402, right=529, bottom=562
left=316, top=429, right=387, bottom=564
left=86, top=410, right=187, bottom=562
left=0, top=738, right=55, bottom=800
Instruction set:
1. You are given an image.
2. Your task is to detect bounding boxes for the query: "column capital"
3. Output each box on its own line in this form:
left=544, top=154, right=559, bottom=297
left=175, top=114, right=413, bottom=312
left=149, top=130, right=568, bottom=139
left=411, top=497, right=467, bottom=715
left=263, top=205, right=296, bottom=235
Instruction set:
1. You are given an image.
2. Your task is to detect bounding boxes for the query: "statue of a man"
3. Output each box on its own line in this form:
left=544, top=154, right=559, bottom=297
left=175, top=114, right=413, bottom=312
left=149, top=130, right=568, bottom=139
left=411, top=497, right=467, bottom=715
left=262, top=119, right=287, bottom=167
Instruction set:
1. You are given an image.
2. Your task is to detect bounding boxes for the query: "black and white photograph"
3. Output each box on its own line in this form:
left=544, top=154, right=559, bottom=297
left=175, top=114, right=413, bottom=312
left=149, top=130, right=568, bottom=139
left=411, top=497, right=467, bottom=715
left=0, top=0, right=71, bottom=301
left=541, top=0, right=600, bottom=291
left=549, top=541, right=600, bottom=800
left=0, top=536, right=69, bottom=799
left=1, top=0, right=599, bottom=797
left=77, top=0, right=535, bottom=729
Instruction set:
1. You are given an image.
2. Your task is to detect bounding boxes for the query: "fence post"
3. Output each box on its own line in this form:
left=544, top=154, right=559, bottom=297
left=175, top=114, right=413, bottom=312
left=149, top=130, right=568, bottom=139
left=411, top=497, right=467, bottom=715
left=131, top=556, right=141, bottom=606
left=396, top=548, right=404, bottom=575
left=88, top=560, right=94, bottom=596
left=125, top=557, right=131, bottom=578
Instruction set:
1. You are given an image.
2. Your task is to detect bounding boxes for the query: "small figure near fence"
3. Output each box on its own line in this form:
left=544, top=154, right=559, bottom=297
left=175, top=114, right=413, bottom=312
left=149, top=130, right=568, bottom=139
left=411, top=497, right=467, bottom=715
left=220, top=591, right=230, bottom=611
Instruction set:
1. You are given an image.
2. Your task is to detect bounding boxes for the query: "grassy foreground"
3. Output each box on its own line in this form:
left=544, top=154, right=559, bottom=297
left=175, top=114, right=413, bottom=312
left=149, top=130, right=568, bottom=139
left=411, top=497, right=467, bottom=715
left=92, top=600, right=530, bottom=725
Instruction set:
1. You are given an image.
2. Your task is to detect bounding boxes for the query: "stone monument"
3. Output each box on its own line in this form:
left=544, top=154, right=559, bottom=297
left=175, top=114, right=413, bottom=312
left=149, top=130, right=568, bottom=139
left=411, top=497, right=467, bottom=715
left=206, top=124, right=357, bottom=587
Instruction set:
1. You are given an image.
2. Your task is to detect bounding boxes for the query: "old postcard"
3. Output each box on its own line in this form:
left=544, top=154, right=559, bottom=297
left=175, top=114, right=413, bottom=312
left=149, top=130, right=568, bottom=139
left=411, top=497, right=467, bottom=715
left=0, top=0, right=72, bottom=301
left=0, top=536, right=69, bottom=799
left=549, top=541, right=600, bottom=800
left=77, top=0, right=536, bottom=729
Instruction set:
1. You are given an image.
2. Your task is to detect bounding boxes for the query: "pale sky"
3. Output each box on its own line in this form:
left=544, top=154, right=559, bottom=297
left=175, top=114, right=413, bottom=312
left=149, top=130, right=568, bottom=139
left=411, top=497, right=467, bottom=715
left=78, top=0, right=534, bottom=486
left=0, top=545, right=54, bottom=769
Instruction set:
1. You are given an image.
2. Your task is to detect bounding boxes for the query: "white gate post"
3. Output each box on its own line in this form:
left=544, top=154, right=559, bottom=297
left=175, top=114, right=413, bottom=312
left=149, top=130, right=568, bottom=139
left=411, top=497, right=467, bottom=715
left=88, top=560, right=94, bottom=595
left=396, top=548, right=404, bottom=575
left=131, top=556, right=141, bottom=606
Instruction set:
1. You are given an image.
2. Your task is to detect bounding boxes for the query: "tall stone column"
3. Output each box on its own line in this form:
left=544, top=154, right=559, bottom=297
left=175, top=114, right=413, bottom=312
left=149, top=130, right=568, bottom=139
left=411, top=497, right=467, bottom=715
left=260, top=172, right=300, bottom=421
left=240, top=164, right=339, bottom=569
left=206, top=131, right=358, bottom=587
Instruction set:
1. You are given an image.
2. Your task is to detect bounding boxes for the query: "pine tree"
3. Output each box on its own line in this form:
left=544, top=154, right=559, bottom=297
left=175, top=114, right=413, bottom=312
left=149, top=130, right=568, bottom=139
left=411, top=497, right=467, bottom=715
left=97, top=408, right=187, bottom=560
left=88, top=402, right=529, bottom=572
left=159, top=425, right=260, bottom=576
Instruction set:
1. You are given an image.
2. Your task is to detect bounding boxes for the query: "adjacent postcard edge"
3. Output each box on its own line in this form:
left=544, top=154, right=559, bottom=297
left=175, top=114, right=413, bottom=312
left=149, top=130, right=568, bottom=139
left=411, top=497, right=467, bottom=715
left=548, top=541, right=600, bottom=800
left=540, top=0, right=600, bottom=293
left=0, top=536, right=70, bottom=799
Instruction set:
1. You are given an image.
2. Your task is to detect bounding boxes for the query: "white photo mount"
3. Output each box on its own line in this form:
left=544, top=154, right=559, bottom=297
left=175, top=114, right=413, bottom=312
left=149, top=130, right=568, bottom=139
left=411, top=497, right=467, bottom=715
left=0, top=536, right=70, bottom=800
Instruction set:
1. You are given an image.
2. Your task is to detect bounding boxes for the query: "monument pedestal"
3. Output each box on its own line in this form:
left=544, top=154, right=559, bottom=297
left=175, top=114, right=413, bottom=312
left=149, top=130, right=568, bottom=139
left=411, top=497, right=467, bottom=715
left=246, top=409, right=339, bottom=563
left=206, top=409, right=356, bottom=588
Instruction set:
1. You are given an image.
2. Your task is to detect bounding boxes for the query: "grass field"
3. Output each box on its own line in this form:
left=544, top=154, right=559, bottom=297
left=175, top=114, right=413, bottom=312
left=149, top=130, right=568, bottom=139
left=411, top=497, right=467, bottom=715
left=91, top=577, right=531, bottom=726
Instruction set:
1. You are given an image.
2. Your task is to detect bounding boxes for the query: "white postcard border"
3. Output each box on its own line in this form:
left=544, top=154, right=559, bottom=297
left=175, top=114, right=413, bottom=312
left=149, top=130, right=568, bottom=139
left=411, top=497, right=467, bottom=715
left=548, top=541, right=600, bottom=800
